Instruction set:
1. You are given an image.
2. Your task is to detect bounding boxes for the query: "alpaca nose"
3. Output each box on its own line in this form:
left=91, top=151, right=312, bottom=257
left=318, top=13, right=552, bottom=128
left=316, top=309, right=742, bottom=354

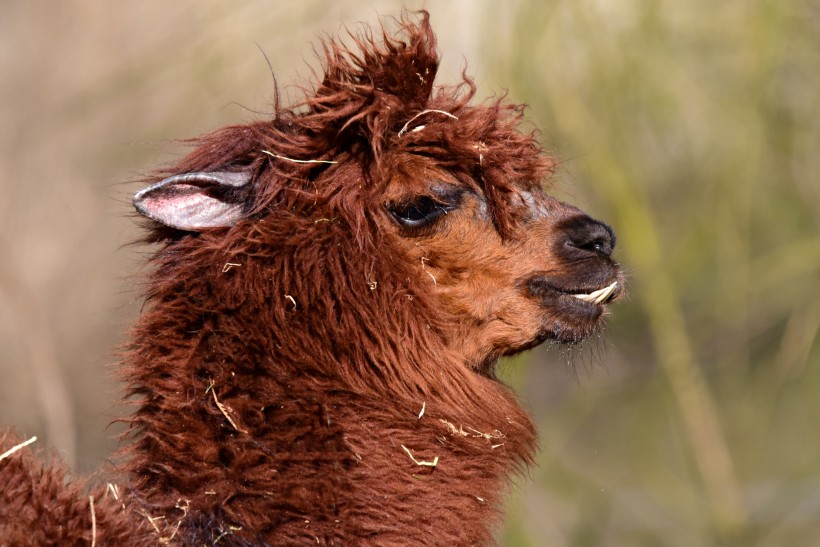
left=562, top=215, right=616, bottom=257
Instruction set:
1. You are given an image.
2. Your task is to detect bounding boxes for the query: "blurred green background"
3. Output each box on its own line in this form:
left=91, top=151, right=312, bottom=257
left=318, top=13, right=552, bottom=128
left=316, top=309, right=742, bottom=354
left=1, top=1, right=818, bottom=545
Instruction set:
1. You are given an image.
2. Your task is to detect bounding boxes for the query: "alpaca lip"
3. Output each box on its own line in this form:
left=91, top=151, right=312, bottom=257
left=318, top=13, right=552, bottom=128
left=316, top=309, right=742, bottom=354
left=569, top=281, right=619, bottom=305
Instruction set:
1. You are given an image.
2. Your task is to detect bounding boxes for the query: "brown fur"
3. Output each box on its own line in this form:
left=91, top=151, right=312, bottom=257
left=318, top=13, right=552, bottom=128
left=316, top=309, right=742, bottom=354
left=0, top=12, right=622, bottom=545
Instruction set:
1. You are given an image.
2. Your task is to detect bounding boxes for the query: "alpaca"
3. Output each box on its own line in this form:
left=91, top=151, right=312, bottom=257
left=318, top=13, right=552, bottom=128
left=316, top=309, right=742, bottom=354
left=0, top=11, right=622, bottom=546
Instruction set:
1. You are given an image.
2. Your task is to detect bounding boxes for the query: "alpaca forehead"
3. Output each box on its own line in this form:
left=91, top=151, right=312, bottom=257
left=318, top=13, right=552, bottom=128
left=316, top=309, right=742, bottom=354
left=514, top=188, right=553, bottom=220
left=382, top=157, right=468, bottom=195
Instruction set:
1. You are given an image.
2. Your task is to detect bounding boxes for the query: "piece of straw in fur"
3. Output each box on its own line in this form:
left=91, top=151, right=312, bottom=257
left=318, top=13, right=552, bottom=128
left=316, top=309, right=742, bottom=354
left=89, top=496, right=97, bottom=547
left=262, top=150, right=338, bottom=164
left=398, top=109, right=459, bottom=136
left=0, top=435, right=37, bottom=461
left=400, top=444, right=438, bottom=467
left=420, top=257, right=437, bottom=286
left=212, top=389, right=247, bottom=434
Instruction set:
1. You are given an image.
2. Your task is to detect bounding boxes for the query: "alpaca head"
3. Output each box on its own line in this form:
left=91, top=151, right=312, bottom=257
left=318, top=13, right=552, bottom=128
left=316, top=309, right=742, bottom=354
left=380, top=152, right=622, bottom=371
left=131, top=11, right=623, bottom=392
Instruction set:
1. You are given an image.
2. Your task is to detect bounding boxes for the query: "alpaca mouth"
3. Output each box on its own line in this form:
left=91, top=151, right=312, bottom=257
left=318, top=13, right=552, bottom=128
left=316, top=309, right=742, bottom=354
left=567, top=281, right=619, bottom=305
left=527, top=277, right=621, bottom=308
left=523, top=275, right=622, bottom=343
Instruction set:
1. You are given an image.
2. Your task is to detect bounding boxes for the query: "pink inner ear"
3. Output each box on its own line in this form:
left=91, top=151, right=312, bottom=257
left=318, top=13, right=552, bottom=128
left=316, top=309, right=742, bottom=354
left=137, top=183, right=244, bottom=231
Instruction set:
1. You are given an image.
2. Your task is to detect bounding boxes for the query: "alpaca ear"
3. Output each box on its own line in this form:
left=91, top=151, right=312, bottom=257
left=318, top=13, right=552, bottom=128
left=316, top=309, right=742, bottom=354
left=133, top=170, right=253, bottom=230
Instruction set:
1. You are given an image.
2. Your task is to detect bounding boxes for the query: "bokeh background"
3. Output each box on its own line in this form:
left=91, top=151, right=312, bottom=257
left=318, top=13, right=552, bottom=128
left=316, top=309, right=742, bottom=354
left=1, top=1, right=818, bottom=545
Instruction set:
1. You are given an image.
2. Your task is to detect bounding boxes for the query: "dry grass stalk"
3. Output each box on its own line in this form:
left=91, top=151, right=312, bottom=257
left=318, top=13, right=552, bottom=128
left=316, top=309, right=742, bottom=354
left=465, top=426, right=505, bottom=442
left=213, top=525, right=243, bottom=544
left=106, top=482, right=127, bottom=511
left=139, top=511, right=164, bottom=534
left=158, top=499, right=191, bottom=544
left=420, top=257, right=437, bottom=285
left=106, top=483, right=120, bottom=501
left=89, top=495, right=97, bottom=547
left=397, top=109, right=459, bottom=136
left=262, top=150, right=338, bottom=164
left=0, top=435, right=37, bottom=462
left=400, top=444, right=439, bottom=468
left=139, top=501, right=190, bottom=545
left=212, top=388, right=247, bottom=434
left=365, top=266, right=378, bottom=291
left=439, top=419, right=468, bottom=437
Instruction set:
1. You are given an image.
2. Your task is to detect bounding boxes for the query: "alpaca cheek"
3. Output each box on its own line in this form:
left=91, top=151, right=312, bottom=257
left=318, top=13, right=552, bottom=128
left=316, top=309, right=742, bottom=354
left=435, top=273, right=546, bottom=358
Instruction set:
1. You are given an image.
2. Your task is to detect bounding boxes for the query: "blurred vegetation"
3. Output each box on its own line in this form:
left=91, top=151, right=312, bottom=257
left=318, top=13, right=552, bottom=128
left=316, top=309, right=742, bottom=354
left=493, top=1, right=820, bottom=545
left=0, top=1, right=818, bottom=545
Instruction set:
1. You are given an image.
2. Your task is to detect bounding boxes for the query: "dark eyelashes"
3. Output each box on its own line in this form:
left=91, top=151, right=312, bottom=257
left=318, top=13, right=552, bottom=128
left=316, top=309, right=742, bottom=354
left=385, top=189, right=465, bottom=230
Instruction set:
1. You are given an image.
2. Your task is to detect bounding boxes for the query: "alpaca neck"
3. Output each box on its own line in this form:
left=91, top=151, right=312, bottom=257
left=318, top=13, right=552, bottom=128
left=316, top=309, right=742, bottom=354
left=120, top=289, right=534, bottom=543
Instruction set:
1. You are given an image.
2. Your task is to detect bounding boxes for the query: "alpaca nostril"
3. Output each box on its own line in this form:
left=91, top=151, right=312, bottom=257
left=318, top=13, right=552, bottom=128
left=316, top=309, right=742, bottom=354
left=562, top=216, right=616, bottom=258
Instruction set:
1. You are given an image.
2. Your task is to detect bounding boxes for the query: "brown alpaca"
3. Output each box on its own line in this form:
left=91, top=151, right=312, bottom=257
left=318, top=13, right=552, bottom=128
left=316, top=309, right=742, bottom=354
left=0, top=12, right=623, bottom=546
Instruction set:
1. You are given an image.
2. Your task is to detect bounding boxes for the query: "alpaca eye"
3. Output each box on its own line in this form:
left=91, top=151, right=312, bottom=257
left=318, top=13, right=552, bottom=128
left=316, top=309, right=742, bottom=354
left=387, top=196, right=454, bottom=228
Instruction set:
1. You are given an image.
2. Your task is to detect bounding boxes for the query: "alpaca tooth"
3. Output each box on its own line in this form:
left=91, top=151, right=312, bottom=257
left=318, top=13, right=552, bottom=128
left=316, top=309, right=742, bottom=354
left=572, top=288, right=603, bottom=302
left=589, top=287, right=607, bottom=299
left=594, top=282, right=618, bottom=304
left=571, top=282, right=618, bottom=304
